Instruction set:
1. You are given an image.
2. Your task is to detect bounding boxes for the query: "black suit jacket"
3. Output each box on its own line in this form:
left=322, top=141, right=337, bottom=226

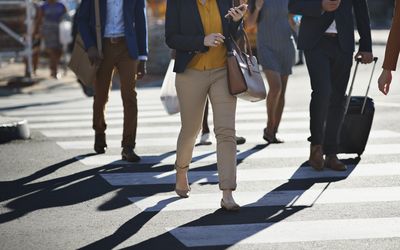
left=288, top=0, right=372, bottom=53
left=165, top=0, right=242, bottom=73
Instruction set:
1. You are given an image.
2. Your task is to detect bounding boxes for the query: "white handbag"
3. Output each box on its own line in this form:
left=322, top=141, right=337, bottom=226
left=160, top=59, right=180, bottom=115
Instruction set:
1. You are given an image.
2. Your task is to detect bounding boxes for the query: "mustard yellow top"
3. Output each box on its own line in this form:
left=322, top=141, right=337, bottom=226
left=188, top=0, right=227, bottom=70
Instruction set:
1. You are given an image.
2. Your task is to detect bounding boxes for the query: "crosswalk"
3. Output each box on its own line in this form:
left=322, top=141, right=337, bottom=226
left=2, top=86, right=400, bottom=248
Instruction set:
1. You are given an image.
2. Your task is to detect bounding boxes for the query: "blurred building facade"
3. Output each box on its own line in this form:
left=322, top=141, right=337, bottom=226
left=146, top=0, right=170, bottom=74
left=0, top=0, right=396, bottom=73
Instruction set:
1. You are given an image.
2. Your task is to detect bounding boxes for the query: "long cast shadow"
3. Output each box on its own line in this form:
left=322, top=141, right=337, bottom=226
left=125, top=157, right=360, bottom=249
left=78, top=144, right=271, bottom=249
left=0, top=143, right=246, bottom=225
left=0, top=149, right=178, bottom=224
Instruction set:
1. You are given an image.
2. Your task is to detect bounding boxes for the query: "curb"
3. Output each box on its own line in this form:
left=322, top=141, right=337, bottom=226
left=0, top=116, right=30, bottom=143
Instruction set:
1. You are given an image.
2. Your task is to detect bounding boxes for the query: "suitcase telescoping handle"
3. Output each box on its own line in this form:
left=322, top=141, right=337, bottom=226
left=344, top=57, right=378, bottom=115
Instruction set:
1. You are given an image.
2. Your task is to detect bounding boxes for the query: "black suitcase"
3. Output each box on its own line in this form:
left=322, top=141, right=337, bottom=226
left=338, top=57, right=378, bottom=156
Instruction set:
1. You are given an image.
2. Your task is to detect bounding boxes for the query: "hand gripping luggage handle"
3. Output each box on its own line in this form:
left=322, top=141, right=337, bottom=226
left=344, top=57, right=378, bottom=115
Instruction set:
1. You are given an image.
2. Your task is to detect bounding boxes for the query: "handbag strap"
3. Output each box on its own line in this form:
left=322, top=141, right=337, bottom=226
left=230, top=32, right=254, bottom=68
left=94, top=0, right=102, bottom=57
left=229, top=0, right=253, bottom=58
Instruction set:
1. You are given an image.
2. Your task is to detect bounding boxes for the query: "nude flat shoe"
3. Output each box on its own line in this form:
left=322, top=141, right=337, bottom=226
left=175, top=188, right=190, bottom=198
left=175, top=165, right=190, bottom=198
left=220, top=199, right=240, bottom=211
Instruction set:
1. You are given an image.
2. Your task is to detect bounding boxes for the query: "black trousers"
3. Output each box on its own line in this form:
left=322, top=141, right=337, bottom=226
left=304, top=36, right=353, bottom=154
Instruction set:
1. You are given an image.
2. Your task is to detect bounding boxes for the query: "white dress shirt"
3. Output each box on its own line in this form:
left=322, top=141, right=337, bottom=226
left=325, top=21, right=338, bottom=33
left=104, top=0, right=125, bottom=38
left=104, top=0, right=147, bottom=60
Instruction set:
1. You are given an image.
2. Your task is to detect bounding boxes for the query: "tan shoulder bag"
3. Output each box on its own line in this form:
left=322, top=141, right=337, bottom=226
left=68, top=0, right=102, bottom=87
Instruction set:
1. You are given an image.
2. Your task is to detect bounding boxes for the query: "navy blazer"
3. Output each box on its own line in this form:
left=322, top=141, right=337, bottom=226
left=165, top=0, right=242, bottom=73
left=288, top=0, right=372, bottom=53
left=77, top=0, right=148, bottom=60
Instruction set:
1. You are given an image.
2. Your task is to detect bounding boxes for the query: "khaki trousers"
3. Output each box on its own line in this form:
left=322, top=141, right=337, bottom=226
left=175, top=67, right=237, bottom=190
left=93, top=39, right=138, bottom=148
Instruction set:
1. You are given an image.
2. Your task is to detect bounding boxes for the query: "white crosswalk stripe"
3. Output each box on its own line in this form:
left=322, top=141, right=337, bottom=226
left=57, top=130, right=400, bottom=149
left=28, top=111, right=306, bottom=129
left=129, top=186, right=400, bottom=212
left=77, top=144, right=400, bottom=165
left=99, top=163, right=400, bottom=186
left=168, top=218, right=400, bottom=247
left=3, top=90, right=400, bottom=248
left=39, top=121, right=311, bottom=137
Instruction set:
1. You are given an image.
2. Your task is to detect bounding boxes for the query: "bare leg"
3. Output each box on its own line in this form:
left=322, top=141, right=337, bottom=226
left=48, top=48, right=62, bottom=78
left=264, top=69, right=282, bottom=140
left=274, top=75, right=289, bottom=134
left=32, top=49, right=39, bottom=74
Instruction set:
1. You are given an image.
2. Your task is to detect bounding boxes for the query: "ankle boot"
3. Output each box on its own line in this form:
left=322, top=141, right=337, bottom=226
left=309, top=145, right=324, bottom=171
left=94, top=133, right=107, bottom=154
left=121, top=147, right=141, bottom=162
left=325, top=154, right=347, bottom=171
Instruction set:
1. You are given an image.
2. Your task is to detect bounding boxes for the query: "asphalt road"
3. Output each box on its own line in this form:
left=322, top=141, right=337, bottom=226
left=0, top=44, right=400, bottom=250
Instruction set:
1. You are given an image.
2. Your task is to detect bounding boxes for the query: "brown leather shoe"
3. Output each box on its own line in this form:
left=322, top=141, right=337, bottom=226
left=121, top=147, right=141, bottom=162
left=236, top=136, right=246, bottom=145
left=325, top=154, right=347, bottom=171
left=309, top=145, right=324, bottom=171
left=94, top=133, right=107, bottom=154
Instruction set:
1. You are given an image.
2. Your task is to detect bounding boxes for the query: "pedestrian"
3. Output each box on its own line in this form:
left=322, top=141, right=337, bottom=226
left=246, top=0, right=296, bottom=143
left=378, top=0, right=400, bottom=95
left=37, top=0, right=67, bottom=79
left=24, top=0, right=41, bottom=77
left=199, top=99, right=247, bottom=145
left=165, top=0, right=247, bottom=211
left=289, top=0, right=374, bottom=171
left=77, top=0, right=148, bottom=162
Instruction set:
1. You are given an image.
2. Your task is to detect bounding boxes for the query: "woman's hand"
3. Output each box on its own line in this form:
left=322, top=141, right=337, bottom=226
left=378, top=69, right=392, bottom=95
left=204, top=33, right=225, bottom=47
left=225, top=4, right=248, bottom=22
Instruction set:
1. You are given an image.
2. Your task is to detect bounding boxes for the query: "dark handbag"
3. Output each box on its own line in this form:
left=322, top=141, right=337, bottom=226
left=68, top=0, right=102, bottom=87
left=227, top=30, right=266, bottom=102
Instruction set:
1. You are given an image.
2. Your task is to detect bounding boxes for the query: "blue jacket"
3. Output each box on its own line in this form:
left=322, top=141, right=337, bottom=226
left=77, top=0, right=148, bottom=60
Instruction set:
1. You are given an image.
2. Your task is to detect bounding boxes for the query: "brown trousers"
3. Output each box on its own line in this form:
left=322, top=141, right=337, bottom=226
left=175, top=67, right=237, bottom=190
left=93, top=39, right=138, bottom=148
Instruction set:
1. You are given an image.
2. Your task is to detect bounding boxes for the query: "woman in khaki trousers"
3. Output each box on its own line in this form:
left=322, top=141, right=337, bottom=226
left=378, top=0, right=400, bottom=95
left=165, top=0, right=247, bottom=211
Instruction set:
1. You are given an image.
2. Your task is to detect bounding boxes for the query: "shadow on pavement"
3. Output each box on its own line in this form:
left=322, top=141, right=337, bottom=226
left=0, top=141, right=361, bottom=249
left=77, top=144, right=268, bottom=249
left=0, top=146, right=218, bottom=224
left=0, top=97, right=86, bottom=112
left=123, top=157, right=360, bottom=249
